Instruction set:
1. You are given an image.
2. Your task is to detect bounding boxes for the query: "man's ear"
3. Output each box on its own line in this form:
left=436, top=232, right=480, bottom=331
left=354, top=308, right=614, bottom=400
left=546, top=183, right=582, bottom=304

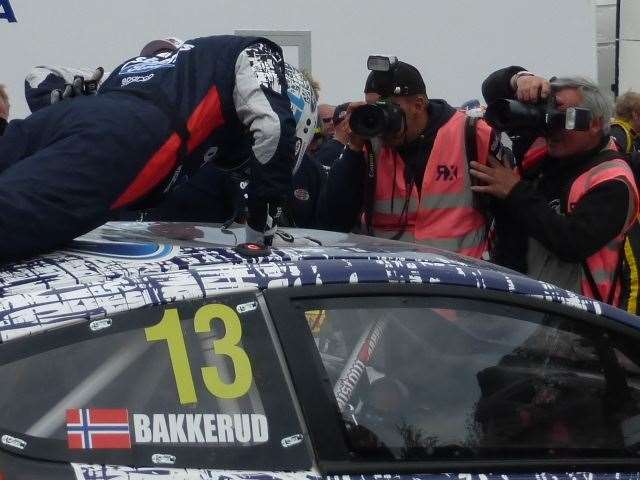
left=414, top=95, right=427, bottom=113
left=590, top=117, right=604, bottom=135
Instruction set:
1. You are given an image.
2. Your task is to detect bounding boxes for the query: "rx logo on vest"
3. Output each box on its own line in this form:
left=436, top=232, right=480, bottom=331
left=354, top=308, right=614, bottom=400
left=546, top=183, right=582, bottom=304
left=0, top=0, right=16, bottom=23
left=436, top=165, right=458, bottom=181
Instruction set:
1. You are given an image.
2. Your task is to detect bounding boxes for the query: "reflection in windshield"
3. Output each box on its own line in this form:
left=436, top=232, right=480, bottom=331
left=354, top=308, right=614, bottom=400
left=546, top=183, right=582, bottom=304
left=26, top=336, right=150, bottom=437
left=307, top=301, right=640, bottom=460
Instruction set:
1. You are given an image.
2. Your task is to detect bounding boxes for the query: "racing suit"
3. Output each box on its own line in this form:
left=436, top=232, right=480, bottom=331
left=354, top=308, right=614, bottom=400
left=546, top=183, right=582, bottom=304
left=0, top=35, right=295, bottom=260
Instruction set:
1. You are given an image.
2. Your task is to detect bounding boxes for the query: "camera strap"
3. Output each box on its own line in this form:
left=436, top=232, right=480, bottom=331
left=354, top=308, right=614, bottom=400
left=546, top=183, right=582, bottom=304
left=464, top=116, right=478, bottom=169
left=464, top=116, right=487, bottom=190
left=464, top=116, right=491, bottom=214
left=363, top=140, right=377, bottom=236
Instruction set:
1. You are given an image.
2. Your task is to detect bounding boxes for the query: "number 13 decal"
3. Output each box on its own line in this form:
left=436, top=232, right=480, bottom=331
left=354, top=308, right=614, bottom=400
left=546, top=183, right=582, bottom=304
left=145, top=304, right=253, bottom=404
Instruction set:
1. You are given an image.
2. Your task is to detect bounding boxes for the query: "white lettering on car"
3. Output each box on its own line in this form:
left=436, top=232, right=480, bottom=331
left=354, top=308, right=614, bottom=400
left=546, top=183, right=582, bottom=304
left=203, top=414, right=218, bottom=442
left=168, top=413, right=187, bottom=443
left=152, top=413, right=170, bottom=443
left=186, top=414, right=205, bottom=443
left=131, top=413, right=269, bottom=444
left=133, top=414, right=152, bottom=443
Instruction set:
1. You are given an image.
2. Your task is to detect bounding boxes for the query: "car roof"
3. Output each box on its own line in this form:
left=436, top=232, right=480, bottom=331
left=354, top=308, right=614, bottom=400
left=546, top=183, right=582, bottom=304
left=0, top=222, right=638, bottom=341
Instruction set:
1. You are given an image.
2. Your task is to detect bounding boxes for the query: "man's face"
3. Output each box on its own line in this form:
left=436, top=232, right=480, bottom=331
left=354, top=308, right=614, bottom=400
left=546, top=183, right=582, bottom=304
left=318, top=104, right=335, bottom=137
left=546, top=87, right=602, bottom=158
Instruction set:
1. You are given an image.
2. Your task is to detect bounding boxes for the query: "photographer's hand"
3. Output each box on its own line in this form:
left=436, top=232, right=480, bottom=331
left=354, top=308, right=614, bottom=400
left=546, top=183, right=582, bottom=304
left=340, top=101, right=367, bottom=152
left=469, top=156, right=521, bottom=199
left=514, top=74, right=551, bottom=103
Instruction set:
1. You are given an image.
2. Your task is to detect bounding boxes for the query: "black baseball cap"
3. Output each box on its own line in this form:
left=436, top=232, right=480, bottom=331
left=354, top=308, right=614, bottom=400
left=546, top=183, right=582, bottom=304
left=364, top=60, right=426, bottom=97
left=332, top=102, right=350, bottom=126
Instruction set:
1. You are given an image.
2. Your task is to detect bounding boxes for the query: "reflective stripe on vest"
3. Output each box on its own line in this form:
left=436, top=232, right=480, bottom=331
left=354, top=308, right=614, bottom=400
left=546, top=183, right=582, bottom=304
left=567, top=157, right=640, bottom=305
left=521, top=137, right=548, bottom=171
left=367, top=111, right=492, bottom=258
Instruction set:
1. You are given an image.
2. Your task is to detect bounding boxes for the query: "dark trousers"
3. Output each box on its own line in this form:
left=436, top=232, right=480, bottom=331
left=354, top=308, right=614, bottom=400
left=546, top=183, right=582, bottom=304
left=0, top=93, right=172, bottom=261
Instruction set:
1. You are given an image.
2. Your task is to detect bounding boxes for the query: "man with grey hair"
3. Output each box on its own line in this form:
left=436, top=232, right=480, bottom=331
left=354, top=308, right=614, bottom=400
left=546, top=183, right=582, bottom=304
left=470, top=66, right=638, bottom=306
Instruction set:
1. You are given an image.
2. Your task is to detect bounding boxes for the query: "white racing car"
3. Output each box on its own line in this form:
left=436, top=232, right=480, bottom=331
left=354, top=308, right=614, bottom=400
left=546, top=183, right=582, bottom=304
left=0, top=222, right=639, bottom=479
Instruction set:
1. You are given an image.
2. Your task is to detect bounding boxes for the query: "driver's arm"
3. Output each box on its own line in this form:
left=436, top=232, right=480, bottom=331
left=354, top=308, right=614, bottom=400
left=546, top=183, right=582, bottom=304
left=232, top=41, right=296, bottom=243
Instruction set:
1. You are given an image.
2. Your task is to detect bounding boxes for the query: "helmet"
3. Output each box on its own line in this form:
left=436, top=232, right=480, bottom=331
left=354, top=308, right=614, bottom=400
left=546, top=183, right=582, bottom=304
left=284, top=63, right=319, bottom=175
left=140, top=37, right=185, bottom=57
left=203, top=62, right=318, bottom=175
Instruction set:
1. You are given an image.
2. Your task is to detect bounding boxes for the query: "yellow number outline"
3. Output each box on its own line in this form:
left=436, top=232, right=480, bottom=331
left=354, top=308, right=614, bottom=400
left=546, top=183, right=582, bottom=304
left=144, top=308, right=198, bottom=405
left=194, top=304, right=253, bottom=399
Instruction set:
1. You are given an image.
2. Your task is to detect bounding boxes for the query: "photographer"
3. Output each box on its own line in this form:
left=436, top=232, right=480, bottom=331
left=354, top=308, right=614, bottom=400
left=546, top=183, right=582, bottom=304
left=472, top=68, right=639, bottom=305
left=317, top=58, right=499, bottom=259
left=0, top=84, right=9, bottom=136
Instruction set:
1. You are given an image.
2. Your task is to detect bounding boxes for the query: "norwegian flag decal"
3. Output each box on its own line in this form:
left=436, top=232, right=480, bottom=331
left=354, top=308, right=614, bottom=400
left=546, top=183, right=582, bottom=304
left=66, top=409, right=131, bottom=449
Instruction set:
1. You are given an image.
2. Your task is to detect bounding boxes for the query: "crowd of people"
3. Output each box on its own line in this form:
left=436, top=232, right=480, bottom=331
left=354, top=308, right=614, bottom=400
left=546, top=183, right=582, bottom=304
left=1, top=34, right=639, bottom=312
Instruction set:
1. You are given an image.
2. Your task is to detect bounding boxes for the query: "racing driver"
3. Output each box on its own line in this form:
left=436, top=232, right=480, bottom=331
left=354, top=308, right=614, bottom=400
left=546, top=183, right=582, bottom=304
left=0, top=35, right=295, bottom=260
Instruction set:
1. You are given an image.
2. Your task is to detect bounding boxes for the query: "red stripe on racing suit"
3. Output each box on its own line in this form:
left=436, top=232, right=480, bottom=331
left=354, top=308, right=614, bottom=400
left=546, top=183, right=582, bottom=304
left=111, top=86, right=225, bottom=209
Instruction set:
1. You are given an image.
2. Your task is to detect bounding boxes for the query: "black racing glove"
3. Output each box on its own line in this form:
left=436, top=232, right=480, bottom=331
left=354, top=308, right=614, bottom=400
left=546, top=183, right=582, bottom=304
left=245, top=196, right=284, bottom=246
left=50, top=67, right=104, bottom=104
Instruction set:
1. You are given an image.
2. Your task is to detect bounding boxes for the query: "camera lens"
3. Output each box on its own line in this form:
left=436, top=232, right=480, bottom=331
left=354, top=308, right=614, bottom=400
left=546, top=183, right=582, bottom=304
left=485, top=99, right=548, bottom=134
left=350, top=104, right=387, bottom=137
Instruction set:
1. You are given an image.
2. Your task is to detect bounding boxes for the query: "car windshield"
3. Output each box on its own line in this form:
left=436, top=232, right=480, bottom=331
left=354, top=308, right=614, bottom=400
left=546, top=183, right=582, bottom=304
left=0, top=294, right=310, bottom=470
left=304, top=297, right=640, bottom=461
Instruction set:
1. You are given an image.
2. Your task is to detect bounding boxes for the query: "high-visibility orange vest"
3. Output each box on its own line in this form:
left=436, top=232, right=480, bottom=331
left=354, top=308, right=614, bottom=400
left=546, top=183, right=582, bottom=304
left=521, top=138, right=639, bottom=304
left=567, top=156, right=639, bottom=305
left=366, top=111, right=492, bottom=258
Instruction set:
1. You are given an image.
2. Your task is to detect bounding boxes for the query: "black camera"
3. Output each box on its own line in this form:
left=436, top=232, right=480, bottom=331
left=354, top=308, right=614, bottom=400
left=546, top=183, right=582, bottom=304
left=484, top=98, right=592, bottom=136
left=349, top=100, right=405, bottom=138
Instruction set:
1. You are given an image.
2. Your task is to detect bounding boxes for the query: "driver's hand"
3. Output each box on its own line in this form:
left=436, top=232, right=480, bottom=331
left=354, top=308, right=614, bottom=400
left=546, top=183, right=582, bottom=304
left=246, top=197, right=282, bottom=246
left=514, top=75, right=551, bottom=103
left=50, top=67, right=105, bottom=105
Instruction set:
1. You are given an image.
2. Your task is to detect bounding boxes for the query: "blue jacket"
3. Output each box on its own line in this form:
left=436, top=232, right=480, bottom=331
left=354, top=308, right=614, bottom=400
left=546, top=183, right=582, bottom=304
left=0, top=35, right=295, bottom=261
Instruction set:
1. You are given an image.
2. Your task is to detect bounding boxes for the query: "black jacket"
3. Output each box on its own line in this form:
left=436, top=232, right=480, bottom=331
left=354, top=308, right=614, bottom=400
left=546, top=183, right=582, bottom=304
left=312, top=138, right=344, bottom=169
left=483, top=67, right=632, bottom=271
left=289, top=154, right=328, bottom=228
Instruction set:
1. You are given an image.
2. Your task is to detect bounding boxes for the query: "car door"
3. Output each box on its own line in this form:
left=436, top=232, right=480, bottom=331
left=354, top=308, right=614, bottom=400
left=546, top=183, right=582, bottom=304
left=0, top=292, right=312, bottom=479
left=267, top=283, right=640, bottom=477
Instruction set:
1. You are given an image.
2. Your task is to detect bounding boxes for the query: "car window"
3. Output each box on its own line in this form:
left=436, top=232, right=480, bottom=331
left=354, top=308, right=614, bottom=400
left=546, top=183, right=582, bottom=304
left=301, top=297, right=640, bottom=462
left=0, top=294, right=310, bottom=470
